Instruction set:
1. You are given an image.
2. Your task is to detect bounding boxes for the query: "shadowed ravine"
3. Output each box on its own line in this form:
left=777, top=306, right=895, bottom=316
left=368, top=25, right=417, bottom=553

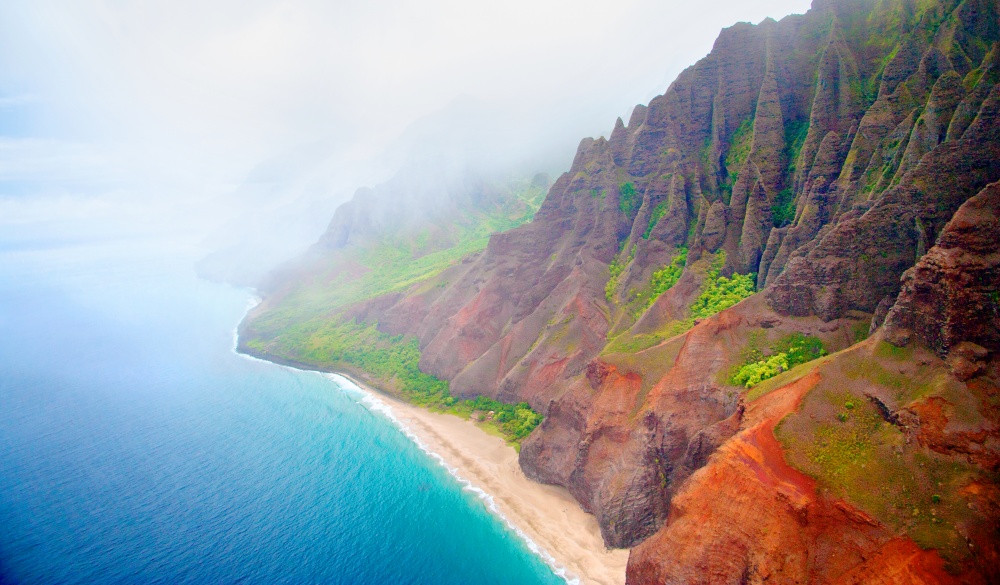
left=244, top=0, right=1000, bottom=581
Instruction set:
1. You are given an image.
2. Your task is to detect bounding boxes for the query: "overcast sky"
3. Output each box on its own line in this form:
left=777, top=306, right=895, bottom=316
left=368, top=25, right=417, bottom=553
left=0, top=0, right=812, bottom=243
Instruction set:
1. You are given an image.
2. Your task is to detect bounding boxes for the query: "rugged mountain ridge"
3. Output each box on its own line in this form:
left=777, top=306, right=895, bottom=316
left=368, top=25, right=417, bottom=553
left=627, top=186, right=1000, bottom=582
left=243, top=0, right=1000, bottom=581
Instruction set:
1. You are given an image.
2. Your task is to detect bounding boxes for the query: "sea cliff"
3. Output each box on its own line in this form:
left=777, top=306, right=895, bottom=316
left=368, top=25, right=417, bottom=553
left=242, top=0, right=1000, bottom=581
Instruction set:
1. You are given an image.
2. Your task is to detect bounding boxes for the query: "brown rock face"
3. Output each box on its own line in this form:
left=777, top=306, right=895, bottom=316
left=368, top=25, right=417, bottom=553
left=627, top=339, right=1000, bottom=584
left=361, top=0, right=1000, bottom=553
left=519, top=294, right=862, bottom=548
left=883, top=182, right=1000, bottom=359
left=627, top=371, right=900, bottom=585
left=246, top=0, right=1000, bottom=579
left=765, top=86, right=1000, bottom=320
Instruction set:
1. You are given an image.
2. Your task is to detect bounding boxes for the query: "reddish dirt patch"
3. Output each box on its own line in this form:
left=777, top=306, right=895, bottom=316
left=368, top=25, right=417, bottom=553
left=527, top=357, right=571, bottom=393
left=587, top=365, right=644, bottom=432
left=626, top=368, right=962, bottom=585
left=910, top=397, right=999, bottom=471
left=831, top=538, right=972, bottom=585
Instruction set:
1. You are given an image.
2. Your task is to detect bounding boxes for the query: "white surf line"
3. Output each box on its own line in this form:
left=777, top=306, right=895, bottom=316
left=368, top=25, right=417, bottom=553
left=229, top=294, right=579, bottom=584
left=328, top=373, right=579, bottom=585
left=230, top=292, right=262, bottom=354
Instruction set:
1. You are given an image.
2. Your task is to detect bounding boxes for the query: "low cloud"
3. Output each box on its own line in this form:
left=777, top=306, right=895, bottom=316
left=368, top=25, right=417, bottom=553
left=0, top=0, right=812, bottom=243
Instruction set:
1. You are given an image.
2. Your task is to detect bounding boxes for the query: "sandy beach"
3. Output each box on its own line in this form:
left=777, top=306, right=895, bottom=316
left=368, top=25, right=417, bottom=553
left=331, top=373, right=628, bottom=585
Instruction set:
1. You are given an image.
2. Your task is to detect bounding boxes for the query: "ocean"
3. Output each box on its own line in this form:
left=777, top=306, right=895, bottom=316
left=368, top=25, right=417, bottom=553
left=0, top=237, right=565, bottom=585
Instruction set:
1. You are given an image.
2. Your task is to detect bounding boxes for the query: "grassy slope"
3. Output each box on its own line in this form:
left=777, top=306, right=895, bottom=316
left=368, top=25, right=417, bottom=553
left=250, top=180, right=547, bottom=339
left=243, top=178, right=548, bottom=445
left=765, top=339, right=988, bottom=567
left=603, top=251, right=757, bottom=354
left=242, top=0, right=997, bottom=546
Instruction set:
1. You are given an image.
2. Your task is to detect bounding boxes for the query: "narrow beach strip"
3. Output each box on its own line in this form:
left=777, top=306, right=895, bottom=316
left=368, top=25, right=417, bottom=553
left=232, top=299, right=626, bottom=585
left=329, top=372, right=628, bottom=585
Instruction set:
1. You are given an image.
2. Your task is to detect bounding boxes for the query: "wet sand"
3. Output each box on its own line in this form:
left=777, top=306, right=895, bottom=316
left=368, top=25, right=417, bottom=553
left=336, top=373, right=628, bottom=585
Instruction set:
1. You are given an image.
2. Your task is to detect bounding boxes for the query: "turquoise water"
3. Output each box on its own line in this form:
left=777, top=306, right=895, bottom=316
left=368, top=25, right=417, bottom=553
left=0, top=238, right=564, bottom=584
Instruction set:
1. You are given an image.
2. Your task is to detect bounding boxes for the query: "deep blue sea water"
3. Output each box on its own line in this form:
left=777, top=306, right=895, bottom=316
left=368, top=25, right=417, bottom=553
left=0, top=238, right=564, bottom=585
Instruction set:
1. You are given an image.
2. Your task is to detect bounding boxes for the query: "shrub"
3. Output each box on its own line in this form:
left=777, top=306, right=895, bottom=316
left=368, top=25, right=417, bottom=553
left=729, top=332, right=827, bottom=388
left=644, top=202, right=668, bottom=239
left=649, top=247, right=687, bottom=299
left=731, top=352, right=791, bottom=387
left=724, top=118, right=754, bottom=187
left=300, top=318, right=543, bottom=443
left=689, top=271, right=756, bottom=319
left=605, top=247, right=635, bottom=303
left=618, top=182, right=639, bottom=215
left=467, top=396, right=543, bottom=441
left=772, top=188, right=796, bottom=227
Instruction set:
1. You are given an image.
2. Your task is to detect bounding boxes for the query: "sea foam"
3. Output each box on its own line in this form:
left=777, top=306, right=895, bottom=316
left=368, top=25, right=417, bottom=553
left=327, top=373, right=579, bottom=585
left=231, top=294, right=577, bottom=584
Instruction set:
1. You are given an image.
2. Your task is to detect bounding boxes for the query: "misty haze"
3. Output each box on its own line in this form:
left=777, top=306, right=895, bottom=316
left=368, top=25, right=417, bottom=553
left=3, top=0, right=1000, bottom=583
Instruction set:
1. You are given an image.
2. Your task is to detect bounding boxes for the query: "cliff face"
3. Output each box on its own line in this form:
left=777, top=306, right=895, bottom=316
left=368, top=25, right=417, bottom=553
left=244, top=0, right=1000, bottom=580
left=883, top=182, right=1000, bottom=370
left=627, top=335, right=1000, bottom=584
left=355, top=0, right=1000, bottom=548
left=629, top=200, right=1000, bottom=579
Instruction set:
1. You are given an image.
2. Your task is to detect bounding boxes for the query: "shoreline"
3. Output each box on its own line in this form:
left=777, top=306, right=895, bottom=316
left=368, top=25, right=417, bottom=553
left=235, top=345, right=628, bottom=585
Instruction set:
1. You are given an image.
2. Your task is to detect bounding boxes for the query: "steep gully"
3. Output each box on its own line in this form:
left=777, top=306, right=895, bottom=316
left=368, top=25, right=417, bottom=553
left=246, top=0, right=1000, bottom=581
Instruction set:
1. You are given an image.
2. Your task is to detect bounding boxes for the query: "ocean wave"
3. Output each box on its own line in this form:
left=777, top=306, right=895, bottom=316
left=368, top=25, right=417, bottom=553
left=227, top=295, right=578, bottom=584
left=326, top=373, right=579, bottom=585
left=230, top=293, right=262, bottom=354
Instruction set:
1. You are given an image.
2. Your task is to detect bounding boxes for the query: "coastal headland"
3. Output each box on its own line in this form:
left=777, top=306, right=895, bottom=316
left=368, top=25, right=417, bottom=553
left=240, top=0, right=1000, bottom=580
left=239, top=343, right=627, bottom=585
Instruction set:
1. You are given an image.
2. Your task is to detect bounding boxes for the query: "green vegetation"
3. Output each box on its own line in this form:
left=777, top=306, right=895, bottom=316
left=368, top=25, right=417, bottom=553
left=964, top=66, right=985, bottom=92
left=688, top=253, right=756, bottom=319
left=777, top=343, right=983, bottom=564
left=772, top=188, right=796, bottom=227
left=255, top=316, right=543, bottom=444
left=605, top=247, right=634, bottom=303
left=618, top=182, right=639, bottom=215
left=458, top=396, right=544, bottom=442
left=783, top=118, right=809, bottom=179
left=873, top=339, right=914, bottom=361
left=745, top=358, right=829, bottom=402
left=603, top=332, right=666, bottom=354
left=840, top=342, right=955, bottom=412
left=649, top=247, right=687, bottom=301
left=296, top=319, right=450, bottom=403
left=608, top=251, right=757, bottom=350
left=778, top=383, right=976, bottom=562
left=619, top=247, right=688, bottom=315
left=643, top=202, right=668, bottom=239
left=852, top=319, right=871, bottom=343
left=699, top=134, right=716, bottom=193
left=690, top=273, right=755, bottom=318
left=730, top=332, right=827, bottom=388
left=720, top=117, right=754, bottom=203
left=768, top=118, right=809, bottom=223
left=806, top=394, right=879, bottom=478
left=242, top=177, right=550, bottom=444
left=248, top=179, right=547, bottom=339
left=728, top=125, right=755, bottom=165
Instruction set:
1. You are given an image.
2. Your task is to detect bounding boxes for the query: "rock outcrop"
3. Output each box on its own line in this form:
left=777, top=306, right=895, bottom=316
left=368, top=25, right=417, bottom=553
left=628, top=341, right=1000, bottom=584
left=883, top=182, right=1000, bottom=377
left=354, top=0, right=1000, bottom=554
left=244, top=0, right=1000, bottom=581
